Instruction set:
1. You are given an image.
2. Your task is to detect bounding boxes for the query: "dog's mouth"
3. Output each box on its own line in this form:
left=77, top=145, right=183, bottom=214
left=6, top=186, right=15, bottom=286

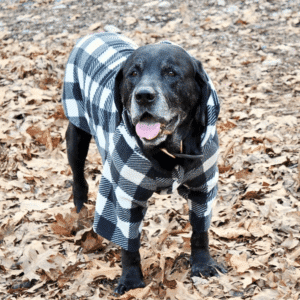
left=135, top=114, right=179, bottom=144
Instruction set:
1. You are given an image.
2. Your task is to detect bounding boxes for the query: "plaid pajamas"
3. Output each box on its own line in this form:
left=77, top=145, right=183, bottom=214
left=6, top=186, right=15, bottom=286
left=62, top=32, right=220, bottom=252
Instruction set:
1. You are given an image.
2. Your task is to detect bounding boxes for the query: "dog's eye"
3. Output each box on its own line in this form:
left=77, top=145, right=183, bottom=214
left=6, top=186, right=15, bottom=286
left=131, top=71, right=138, bottom=77
left=168, top=71, right=176, bottom=77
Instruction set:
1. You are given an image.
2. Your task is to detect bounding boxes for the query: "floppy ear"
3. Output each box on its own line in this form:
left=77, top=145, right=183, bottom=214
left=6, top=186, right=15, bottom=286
left=114, top=64, right=124, bottom=115
left=193, top=59, right=211, bottom=127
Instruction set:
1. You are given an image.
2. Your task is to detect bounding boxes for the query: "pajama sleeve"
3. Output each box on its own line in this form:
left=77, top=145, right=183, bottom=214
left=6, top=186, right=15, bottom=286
left=178, top=131, right=219, bottom=233
left=93, top=120, right=158, bottom=252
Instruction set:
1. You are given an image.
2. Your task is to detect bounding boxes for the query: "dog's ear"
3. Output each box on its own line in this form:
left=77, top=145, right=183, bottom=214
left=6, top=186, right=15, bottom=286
left=114, top=64, right=125, bottom=114
left=192, top=59, right=211, bottom=127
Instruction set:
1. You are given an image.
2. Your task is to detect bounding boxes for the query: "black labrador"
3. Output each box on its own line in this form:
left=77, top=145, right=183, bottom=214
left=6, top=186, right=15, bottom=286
left=65, top=42, right=226, bottom=295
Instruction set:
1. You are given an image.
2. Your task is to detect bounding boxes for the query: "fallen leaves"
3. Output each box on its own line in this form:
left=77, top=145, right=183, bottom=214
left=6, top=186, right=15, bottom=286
left=297, top=155, right=300, bottom=191
left=117, top=284, right=152, bottom=300
left=75, top=228, right=105, bottom=253
left=281, top=233, right=299, bottom=250
left=211, top=226, right=251, bottom=239
left=26, top=126, right=58, bottom=150
left=245, top=219, right=272, bottom=238
left=124, top=17, right=137, bottom=26
left=51, top=211, right=80, bottom=237
left=89, top=22, right=102, bottom=31
left=0, top=0, right=300, bottom=299
left=230, top=252, right=249, bottom=273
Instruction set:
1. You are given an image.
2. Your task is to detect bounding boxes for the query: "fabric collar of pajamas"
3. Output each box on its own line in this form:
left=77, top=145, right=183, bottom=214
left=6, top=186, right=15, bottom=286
left=62, top=32, right=220, bottom=252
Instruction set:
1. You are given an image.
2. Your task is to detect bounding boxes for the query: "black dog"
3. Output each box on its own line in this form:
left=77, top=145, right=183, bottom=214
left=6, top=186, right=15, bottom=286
left=63, top=32, right=226, bottom=295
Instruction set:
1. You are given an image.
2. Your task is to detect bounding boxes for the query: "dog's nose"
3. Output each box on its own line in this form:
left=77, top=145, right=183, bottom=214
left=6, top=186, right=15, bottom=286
left=135, top=87, right=156, bottom=104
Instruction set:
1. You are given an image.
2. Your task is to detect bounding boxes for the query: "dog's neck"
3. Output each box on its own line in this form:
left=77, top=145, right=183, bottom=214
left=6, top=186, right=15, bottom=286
left=161, top=140, right=183, bottom=159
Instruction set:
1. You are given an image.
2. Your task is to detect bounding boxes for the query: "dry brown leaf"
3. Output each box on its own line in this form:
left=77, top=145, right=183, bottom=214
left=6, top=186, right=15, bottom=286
left=70, top=14, right=80, bottom=21
left=287, top=247, right=300, bottom=261
left=118, top=283, right=153, bottom=299
left=211, top=227, right=251, bottom=239
left=21, top=248, right=64, bottom=281
left=51, top=211, right=79, bottom=237
left=75, top=228, right=105, bottom=253
left=124, top=17, right=137, bottom=25
left=47, top=105, right=68, bottom=120
left=252, top=289, right=280, bottom=300
left=218, top=120, right=237, bottom=133
left=281, top=233, right=299, bottom=250
left=91, top=261, right=121, bottom=280
left=89, top=22, right=102, bottom=31
left=245, top=219, right=272, bottom=237
left=230, top=252, right=249, bottom=273
left=0, top=30, right=9, bottom=40
left=164, top=281, right=204, bottom=300
left=297, top=155, right=300, bottom=191
left=161, top=19, right=182, bottom=33
left=143, top=1, right=159, bottom=7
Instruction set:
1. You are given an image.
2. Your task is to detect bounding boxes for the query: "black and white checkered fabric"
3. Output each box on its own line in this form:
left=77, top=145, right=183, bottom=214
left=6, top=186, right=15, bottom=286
left=62, top=32, right=220, bottom=252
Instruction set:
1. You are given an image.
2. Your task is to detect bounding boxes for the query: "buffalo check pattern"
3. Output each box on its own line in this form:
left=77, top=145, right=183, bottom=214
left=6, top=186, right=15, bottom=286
left=62, top=32, right=220, bottom=252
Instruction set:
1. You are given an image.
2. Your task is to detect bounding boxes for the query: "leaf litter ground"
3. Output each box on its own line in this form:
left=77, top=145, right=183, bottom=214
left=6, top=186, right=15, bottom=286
left=0, top=0, right=300, bottom=299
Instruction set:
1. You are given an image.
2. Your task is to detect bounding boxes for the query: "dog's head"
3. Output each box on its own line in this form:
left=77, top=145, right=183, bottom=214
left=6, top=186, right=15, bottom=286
left=115, top=43, right=211, bottom=154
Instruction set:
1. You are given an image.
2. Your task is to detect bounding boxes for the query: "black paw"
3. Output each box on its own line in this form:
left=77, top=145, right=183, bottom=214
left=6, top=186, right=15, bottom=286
left=73, top=179, right=88, bottom=213
left=191, top=249, right=227, bottom=278
left=114, top=266, right=145, bottom=295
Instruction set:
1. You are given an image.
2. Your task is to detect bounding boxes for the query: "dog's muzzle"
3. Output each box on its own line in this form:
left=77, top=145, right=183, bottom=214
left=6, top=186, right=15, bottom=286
left=131, top=85, right=175, bottom=143
left=134, top=87, right=156, bottom=105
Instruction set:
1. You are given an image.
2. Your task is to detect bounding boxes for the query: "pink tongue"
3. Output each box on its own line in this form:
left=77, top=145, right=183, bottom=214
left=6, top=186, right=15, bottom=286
left=136, top=122, right=161, bottom=140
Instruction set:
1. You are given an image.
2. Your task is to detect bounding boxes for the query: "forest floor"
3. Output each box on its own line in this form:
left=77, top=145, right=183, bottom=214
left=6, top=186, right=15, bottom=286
left=0, top=0, right=300, bottom=299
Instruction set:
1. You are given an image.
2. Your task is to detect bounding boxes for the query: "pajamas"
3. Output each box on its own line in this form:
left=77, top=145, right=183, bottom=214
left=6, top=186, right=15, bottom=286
left=62, top=32, right=220, bottom=252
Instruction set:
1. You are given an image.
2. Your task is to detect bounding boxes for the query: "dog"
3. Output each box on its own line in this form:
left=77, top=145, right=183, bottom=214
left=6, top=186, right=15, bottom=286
left=62, top=32, right=226, bottom=295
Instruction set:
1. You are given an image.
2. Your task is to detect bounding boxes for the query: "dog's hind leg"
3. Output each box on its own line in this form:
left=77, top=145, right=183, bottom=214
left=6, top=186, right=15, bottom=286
left=66, top=122, right=92, bottom=213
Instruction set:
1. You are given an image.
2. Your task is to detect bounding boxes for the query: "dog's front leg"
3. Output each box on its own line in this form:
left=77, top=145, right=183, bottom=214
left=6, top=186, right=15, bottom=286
left=114, top=248, right=145, bottom=295
left=190, top=231, right=227, bottom=277
left=66, top=122, right=92, bottom=213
